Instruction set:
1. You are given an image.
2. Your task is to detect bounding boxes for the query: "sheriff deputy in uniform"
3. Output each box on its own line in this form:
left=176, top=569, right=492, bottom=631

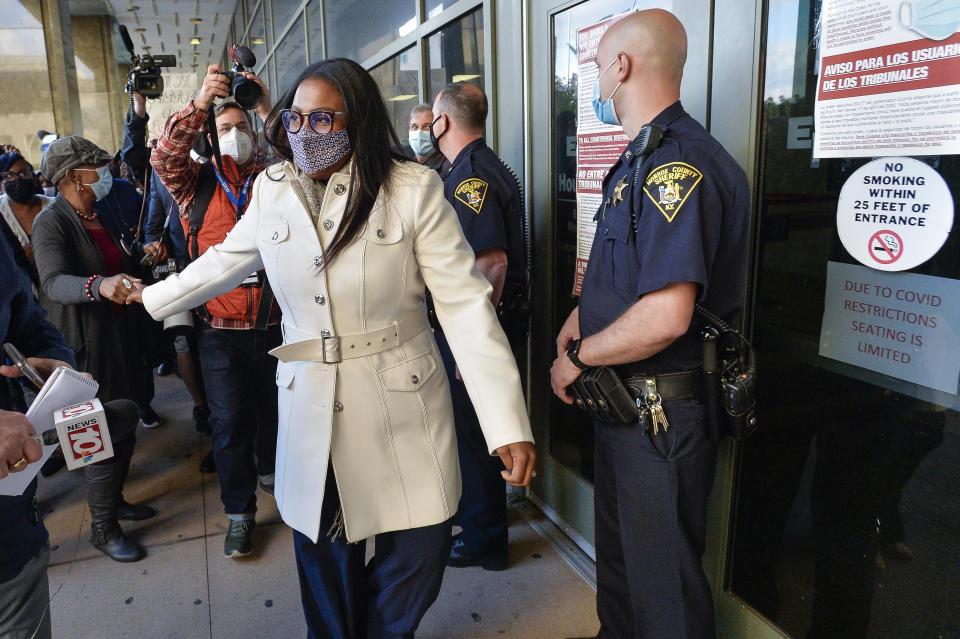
left=431, top=82, right=527, bottom=570
left=551, top=10, right=750, bottom=639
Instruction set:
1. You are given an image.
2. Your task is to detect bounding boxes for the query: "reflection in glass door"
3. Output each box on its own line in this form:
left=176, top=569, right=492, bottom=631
left=727, top=1, right=960, bottom=637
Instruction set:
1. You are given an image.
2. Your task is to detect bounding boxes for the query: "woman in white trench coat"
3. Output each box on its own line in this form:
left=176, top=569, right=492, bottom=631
left=128, top=59, right=535, bottom=637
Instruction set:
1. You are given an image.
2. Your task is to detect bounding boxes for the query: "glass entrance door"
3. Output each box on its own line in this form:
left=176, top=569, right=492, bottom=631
left=726, top=1, right=960, bottom=637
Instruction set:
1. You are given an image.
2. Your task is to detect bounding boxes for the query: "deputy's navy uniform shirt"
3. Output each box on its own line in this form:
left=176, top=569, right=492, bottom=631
left=579, top=101, right=750, bottom=373
left=442, top=138, right=525, bottom=288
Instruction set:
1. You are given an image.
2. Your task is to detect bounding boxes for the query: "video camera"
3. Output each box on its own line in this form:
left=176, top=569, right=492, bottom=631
left=215, top=44, right=263, bottom=110
left=119, top=24, right=176, bottom=99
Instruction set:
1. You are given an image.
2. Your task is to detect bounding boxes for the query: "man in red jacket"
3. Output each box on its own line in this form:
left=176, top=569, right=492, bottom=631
left=152, top=64, right=279, bottom=558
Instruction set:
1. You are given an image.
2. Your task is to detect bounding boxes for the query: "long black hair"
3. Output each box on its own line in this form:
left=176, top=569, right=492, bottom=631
left=264, top=58, right=409, bottom=269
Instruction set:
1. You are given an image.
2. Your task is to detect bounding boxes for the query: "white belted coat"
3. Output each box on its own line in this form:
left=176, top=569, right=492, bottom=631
left=143, top=159, right=533, bottom=542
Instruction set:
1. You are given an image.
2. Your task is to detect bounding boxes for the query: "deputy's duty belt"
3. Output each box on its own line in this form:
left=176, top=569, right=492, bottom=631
left=621, top=370, right=701, bottom=403
left=571, top=366, right=701, bottom=432
left=269, top=308, right=431, bottom=364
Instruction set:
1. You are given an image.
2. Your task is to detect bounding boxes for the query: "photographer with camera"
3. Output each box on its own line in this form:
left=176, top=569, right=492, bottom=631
left=150, top=59, right=279, bottom=558
left=120, top=93, right=214, bottom=441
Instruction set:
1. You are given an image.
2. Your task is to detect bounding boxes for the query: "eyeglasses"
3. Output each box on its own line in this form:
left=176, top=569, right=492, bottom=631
left=280, top=109, right=347, bottom=135
left=1, top=170, right=32, bottom=181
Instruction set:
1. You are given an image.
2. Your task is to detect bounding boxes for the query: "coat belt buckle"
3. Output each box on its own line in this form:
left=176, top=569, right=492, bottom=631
left=321, top=335, right=342, bottom=364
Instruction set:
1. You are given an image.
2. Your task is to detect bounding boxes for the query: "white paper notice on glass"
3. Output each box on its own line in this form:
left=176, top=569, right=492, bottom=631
left=573, top=12, right=633, bottom=295
left=814, top=0, right=960, bottom=158
left=818, top=260, right=960, bottom=394
left=0, top=367, right=99, bottom=496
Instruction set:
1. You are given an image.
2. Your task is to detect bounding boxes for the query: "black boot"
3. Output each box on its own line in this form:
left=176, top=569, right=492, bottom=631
left=84, top=455, right=145, bottom=562
left=114, top=439, right=157, bottom=521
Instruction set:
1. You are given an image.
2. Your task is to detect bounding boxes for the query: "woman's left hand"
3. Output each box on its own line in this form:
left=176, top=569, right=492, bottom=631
left=496, top=442, right=537, bottom=487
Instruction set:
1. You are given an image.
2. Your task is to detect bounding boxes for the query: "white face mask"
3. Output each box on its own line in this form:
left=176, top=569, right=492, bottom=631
left=408, top=130, right=434, bottom=158
left=219, top=128, right=253, bottom=164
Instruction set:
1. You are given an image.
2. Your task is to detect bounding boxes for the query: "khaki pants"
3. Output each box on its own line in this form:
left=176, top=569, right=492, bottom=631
left=0, top=544, right=51, bottom=639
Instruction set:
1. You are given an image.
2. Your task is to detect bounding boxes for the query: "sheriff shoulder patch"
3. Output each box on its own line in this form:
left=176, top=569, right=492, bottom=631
left=642, top=162, right=703, bottom=222
left=454, top=178, right=488, bottom=214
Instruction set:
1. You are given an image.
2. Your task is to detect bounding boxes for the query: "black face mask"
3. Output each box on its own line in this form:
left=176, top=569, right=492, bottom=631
left=3, top=178, right=41, bottom=204
left=429, top=114, right=446, bottom=151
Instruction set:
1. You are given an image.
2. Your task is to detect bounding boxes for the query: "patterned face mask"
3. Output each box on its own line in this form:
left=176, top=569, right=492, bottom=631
left=289, top=127, right=352, bottom=175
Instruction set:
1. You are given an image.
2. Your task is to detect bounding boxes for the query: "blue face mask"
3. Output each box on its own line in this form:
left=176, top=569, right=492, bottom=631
left=592, top=58, right=624, bottom=126
left=89, top=165, right=113, bottom=201
left=900, top=0, right=960, bottom=40
left=408, top=130, right=434, bottom=157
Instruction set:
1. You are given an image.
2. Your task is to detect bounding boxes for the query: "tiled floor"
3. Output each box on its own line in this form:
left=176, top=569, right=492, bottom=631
left=37, top=373, right=600, bottom=638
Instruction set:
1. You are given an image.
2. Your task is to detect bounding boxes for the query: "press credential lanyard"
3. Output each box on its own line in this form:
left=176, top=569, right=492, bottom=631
left=213, top=168, right=254, bottom=221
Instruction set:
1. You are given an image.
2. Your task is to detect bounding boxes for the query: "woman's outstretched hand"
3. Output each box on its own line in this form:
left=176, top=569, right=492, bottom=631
left=99, top=274, right=142, bottom=304
left=125, top=282, right=147, bottom=305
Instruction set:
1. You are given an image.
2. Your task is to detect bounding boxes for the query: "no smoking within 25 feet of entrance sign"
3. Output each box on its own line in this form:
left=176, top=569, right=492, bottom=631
left=837, top=157, right=953, bottom=272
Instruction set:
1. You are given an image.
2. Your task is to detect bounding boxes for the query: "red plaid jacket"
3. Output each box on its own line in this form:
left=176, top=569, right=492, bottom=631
left=151, top=101, right=276, bottom=329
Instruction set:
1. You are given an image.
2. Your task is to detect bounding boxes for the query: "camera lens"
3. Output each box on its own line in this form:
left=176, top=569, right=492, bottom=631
left=232, top=76, right=263, bottom=110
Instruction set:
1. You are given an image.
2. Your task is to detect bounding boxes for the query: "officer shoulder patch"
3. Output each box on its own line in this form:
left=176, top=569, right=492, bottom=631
left=642, top=162, right=703, bottom=222
left=454, top=177, right=488, bottom=214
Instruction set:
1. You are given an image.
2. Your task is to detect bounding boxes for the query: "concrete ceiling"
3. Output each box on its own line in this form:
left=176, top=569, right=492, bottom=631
left=70, top=0, right=239, bottom=74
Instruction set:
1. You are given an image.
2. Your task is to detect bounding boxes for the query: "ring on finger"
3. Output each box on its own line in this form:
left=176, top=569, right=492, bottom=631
left=122, top=277, right=133, bottom=290
left=9, top=456, right=28, bottom=471
left=531, top=471, right=537, bottom=479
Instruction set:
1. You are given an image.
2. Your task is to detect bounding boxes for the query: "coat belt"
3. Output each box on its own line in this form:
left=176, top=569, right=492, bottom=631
left=270, top=308, right=431, bottom=364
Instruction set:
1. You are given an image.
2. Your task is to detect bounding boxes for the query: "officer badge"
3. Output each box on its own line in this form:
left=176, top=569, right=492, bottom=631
left=612, top=176, right=629, bottom=206
left=642, top=162, right=702, bottom=222
left=455, top=178, right=489, bottom=214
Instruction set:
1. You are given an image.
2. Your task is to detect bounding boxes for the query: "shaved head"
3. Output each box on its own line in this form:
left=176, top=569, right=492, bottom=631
left=599, top=9, right=687, bottom=84
left=593, top=9, right=688, bottom=135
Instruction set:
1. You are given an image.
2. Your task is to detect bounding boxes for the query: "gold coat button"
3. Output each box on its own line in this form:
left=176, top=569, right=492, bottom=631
left=333, top=401, right=343, bottom=412
left=323, top=219, right=334, bottom=231
left=314, top=294, right=326, bottom=305
left=334, top=183, right=346, bottom=195
left=410, top=375, right=419, bottom=384
left=376, top=229, right=385, bottom=239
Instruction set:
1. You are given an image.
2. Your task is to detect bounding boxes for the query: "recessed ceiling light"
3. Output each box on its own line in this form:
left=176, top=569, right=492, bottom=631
left=387, top=94, right=418, bottom=102
left=134, top=27, right=146, bottom=33
left=251, top=37, right=265, bottom=45
left=127, top=5, right=139, bottom=10
left=192, top=51, right=199, bottom=56
left=189, top=17, right=203, bottom=23
left=189, top=37, right=201, bottom=44
left=142, top=45, right=151, bottom=50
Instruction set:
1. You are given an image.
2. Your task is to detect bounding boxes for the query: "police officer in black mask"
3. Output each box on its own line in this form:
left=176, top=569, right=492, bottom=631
left=431, top=82, right=528, bottom=571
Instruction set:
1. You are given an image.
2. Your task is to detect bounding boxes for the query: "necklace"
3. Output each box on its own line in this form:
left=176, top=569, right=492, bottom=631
left=74, top=208, right=98, bottom=221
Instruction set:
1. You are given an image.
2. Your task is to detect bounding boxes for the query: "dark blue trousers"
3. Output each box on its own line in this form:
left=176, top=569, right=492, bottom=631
left=293, top=469, right=453, bottom=639
left=196, top=323, right=280, bottom=515
left=594, top=399, right=718, bottom=639
left=434, top=330, right=508, bottom=554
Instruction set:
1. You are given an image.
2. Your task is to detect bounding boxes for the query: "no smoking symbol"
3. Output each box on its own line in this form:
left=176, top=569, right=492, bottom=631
left=869, top=230, right=903, bottom=265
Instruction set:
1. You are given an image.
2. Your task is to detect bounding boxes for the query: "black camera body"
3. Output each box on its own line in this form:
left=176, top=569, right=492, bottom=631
left=215, top=45, right=262, bottom=110
left=119, top=25, right=175, bottom=99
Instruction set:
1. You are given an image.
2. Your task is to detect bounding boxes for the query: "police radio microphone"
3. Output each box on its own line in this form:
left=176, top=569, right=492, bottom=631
left=39, top=399, right=140, bottom=469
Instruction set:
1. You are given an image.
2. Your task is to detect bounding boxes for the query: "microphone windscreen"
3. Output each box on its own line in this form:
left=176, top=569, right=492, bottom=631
left=101, top=399, right=140, bottom=440
left=234, top=45, right=257, bottom=68
left=119, top=25, right=136, bottom=55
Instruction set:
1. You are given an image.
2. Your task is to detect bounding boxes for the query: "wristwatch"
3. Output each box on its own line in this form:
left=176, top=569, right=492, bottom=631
left=566, top=338, right=590, bottom=371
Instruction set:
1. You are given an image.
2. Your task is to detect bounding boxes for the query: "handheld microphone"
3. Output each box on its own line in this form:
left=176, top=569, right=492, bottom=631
left=39, top=399, right=140, bottom=469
